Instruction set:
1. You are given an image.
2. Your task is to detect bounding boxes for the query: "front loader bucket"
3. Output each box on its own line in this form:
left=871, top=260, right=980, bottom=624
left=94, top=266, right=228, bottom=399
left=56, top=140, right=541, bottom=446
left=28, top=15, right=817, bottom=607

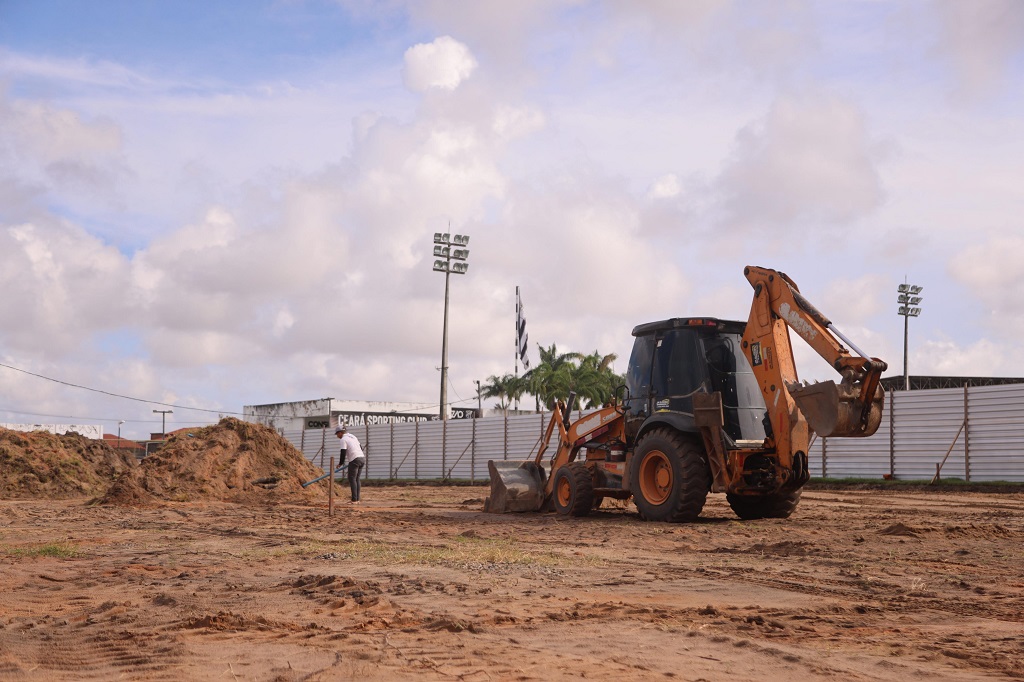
left=484, top=460, right=547, bottom=513
left=790, top=380, right=884, bottom=438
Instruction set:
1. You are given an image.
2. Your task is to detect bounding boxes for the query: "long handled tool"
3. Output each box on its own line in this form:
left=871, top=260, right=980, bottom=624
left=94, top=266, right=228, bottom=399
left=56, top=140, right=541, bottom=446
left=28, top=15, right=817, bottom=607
left=302, top=461, right=349, bottom=488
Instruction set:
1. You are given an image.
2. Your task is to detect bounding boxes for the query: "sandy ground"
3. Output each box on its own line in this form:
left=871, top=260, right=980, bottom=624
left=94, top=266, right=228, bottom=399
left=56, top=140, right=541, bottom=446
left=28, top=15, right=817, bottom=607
left=1, top=484, right=1022, bottom=681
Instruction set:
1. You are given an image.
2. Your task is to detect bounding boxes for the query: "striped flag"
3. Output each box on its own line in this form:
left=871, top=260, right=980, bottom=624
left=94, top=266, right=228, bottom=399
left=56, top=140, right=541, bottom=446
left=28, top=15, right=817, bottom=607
left=516, top=287, right=530, bottom=370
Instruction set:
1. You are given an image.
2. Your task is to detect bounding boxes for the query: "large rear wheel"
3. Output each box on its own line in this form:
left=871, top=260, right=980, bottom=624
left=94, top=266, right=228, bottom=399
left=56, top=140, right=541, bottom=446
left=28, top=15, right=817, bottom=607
left=727, top=490, right=802, bottom=520
left=552, top=462, right=594, bottom=517
left=630, top=429, right=710, bottom=522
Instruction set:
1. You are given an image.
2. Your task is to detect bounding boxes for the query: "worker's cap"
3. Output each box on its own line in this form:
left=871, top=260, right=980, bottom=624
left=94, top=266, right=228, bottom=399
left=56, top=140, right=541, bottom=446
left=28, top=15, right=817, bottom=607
left=334, top=424, right=347, bottom=433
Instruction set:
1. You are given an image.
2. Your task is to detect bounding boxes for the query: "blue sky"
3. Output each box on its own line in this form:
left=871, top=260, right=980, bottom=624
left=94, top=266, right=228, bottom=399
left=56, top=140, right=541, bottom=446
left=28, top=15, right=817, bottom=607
left=1, top=0, right=1023, bottom=437
left=0, top=1, right=392, bottom=79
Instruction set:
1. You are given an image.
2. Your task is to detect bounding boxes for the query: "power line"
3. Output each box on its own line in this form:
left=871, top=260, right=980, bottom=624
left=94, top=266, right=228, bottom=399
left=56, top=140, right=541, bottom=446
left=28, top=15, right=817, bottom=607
left=0, top=360, right=481, bottom=420
left=0, top=361, right=244, bottom=416
left=0, top=406, right=210, bottom=424
left=447, top=375, right=465, bottom=404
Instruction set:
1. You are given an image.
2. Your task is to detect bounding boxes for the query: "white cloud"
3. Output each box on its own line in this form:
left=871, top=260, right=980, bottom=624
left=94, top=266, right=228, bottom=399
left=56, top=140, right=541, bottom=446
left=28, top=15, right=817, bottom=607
left=405, top=1, right=558, bottom=76
left=492, top=105, right=545, bottom=139
left=949, top=234, right=1024, bottom=300
left=647, top=173, right=681, bottom=199
left=272, top=307, right=296, bottom=337
left=716, top=93, right=885, bottom=233
left=949, top=234, right=1024, bottom=334
left=934, top=0, right=1024, bottom=98
left=0, top=94, right=125, bottom=198
left=819, top=274, right=889, bottom=326
left=403, top=36, right=478, bottom=92
left=916, top=337, right=1008, bottom=376
left=0, top=52, right=153, bottom=91
left=5, top=101, right=121, bottom=163
left=145, top=329, right=264, bottom=367
left=0, top=220, right=131, bottom=353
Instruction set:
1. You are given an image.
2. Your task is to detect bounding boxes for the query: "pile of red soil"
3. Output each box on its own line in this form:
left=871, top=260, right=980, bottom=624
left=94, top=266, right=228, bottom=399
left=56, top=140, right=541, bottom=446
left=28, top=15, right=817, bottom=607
left=98, top=418, right=328, bottom=506
left=0, top=428, right=137, bottom=500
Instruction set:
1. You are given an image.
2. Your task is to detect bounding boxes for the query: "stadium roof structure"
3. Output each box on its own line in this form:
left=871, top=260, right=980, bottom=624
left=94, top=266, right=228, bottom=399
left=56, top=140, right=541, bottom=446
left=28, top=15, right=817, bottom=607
left=880, top=376, right=1024, bottom=391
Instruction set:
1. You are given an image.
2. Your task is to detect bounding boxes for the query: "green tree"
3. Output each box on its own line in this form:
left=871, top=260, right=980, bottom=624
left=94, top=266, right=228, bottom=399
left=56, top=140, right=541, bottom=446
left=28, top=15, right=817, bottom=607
left=480, top=373, right=529, bottom=412
left=524, top=345, right=625, bottom=410
left=573, top=351, right=625, bottom=408
left=524, top=344, right=582, bottom=409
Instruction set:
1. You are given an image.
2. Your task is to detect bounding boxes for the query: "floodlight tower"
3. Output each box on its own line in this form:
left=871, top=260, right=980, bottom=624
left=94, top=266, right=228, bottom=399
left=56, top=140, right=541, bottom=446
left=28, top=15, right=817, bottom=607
left=432, top=231, right=470, bottom=420
left=897, top=282, right=923, bottom=391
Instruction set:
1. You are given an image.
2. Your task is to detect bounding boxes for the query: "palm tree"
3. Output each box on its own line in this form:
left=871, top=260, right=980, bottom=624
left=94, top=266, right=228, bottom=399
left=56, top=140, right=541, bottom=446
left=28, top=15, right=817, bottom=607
left=573, top=351, right=625, bottom=408
left=481, top=373, right=528, bottom=412
left=524, top=344, right=583, bottom=410
left=523, top=345, right=624, bottom=411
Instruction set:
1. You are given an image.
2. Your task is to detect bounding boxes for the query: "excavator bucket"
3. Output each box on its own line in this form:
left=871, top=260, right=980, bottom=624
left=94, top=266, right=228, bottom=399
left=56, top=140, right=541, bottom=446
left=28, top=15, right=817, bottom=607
left=790, top=380, right=884, bottom=438
left=484, top=460, right=547, bottom=513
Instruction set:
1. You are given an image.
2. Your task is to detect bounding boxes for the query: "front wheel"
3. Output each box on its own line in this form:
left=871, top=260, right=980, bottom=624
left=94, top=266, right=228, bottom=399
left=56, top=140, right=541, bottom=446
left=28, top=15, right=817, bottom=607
left=727, top=490, right=802, bottom=520
left=630, top=429, right=710, bottom=522
left=553, top=462, right=594, bottom=517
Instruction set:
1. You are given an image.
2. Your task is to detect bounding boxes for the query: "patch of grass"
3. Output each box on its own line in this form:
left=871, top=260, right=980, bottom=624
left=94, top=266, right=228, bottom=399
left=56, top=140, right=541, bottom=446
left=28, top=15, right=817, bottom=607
left=806, top=478, right=1024, bottom=493
left=362, top=479, right=488, bottom=488
left=395, top=493, right=436, bottom=504
left=310, top=535, right=595, bottom=569
left=5, top=541, right=81, bottom=559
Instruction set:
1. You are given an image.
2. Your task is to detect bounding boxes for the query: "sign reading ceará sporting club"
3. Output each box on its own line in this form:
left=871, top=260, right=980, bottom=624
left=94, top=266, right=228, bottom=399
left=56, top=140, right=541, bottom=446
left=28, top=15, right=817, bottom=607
left=305, top=408, right=479, bottom=429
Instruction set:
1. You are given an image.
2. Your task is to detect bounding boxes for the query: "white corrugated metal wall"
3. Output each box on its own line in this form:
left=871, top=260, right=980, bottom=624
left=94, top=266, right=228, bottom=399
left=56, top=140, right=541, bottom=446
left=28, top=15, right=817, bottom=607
left=284, top=413, right=557, bottom=483
left=282, top=385, right=1024, bottom=482
left=807, top=383, right=1024, bottom=482
left=964, top=384, right=1024, bottom=481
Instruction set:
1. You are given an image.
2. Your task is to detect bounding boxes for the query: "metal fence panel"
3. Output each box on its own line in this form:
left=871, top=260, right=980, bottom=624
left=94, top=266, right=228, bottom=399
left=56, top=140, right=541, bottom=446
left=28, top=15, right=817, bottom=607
left=508, top=412, right=552, bottom=462
left=807, top=418, right=892, bottom=479
left=283, top=427, right=331, bottom=469
left=892, top=388, right=967, bottom=480
left=807, top=435, right=824, bottom=478
left=388, top=422, right=420, bottom=479
left=416, top=420, right=444, bottom=478
left=474, top=418, right=509, bottom=465
left=436, top=419, right=475, bottom=480
left=966, top=384, right=1024, bottom=482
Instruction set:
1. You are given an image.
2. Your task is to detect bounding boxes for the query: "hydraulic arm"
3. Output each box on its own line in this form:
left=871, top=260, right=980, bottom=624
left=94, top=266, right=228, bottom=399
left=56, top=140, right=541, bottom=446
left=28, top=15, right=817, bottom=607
left=742, top=265, right=887, bottom=452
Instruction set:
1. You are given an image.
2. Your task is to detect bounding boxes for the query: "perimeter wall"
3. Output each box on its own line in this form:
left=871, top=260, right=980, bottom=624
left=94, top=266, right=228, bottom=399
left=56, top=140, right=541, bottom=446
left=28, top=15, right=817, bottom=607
left=280, top=383, right=1024, bottom=483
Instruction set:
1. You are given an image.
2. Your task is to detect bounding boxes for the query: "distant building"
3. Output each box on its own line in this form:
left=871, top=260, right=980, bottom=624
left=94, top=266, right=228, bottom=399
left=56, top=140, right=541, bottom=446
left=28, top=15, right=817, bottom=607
left=101, top=433, right=137, bottom=449
left=101, top=433, right=148, bottom=459
left=243, top=398, right=479, bottom=433
left=1, top=423, right=104, bottom=439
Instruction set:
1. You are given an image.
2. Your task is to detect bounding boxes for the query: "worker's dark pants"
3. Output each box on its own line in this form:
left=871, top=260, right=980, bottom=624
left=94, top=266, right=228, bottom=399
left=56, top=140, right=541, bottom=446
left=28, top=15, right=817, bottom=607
left=347, top=458, right=364, bottom=501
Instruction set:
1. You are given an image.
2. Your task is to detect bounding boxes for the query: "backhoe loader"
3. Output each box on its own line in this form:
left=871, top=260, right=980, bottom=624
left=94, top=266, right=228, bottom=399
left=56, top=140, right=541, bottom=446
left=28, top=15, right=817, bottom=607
left=485, top=265, right=887, bottom=522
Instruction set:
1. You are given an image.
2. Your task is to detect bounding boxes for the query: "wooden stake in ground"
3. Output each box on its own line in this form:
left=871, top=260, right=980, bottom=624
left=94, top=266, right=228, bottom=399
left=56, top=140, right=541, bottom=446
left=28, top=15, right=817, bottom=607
left=328, top=456, right=334, bottom=517
left=930, top=420, right=965, bottom=484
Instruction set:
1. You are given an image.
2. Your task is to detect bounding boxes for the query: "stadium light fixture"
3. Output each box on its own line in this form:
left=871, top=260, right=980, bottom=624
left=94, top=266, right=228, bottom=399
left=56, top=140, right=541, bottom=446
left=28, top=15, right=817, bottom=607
left=896, top=281, right=924, bottom=391
left=433, top=231, right=470, bottom=420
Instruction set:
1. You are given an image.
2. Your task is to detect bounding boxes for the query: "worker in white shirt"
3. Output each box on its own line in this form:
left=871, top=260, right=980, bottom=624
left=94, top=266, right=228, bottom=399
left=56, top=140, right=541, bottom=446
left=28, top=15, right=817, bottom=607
left=334, top=423, right=366, bottom=504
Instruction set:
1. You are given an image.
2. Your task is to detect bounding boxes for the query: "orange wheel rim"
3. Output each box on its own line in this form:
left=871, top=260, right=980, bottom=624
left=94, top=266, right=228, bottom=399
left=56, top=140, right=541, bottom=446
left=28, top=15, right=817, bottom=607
left=557, top=476, right=572, bottom=507
left=638, top=451, right=672, bottom=505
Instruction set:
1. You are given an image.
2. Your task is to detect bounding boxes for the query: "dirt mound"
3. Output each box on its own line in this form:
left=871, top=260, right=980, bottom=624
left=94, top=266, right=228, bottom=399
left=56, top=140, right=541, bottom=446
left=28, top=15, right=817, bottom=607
left=878, top=522, right=921, bottom=537
left=0, top=428, right=137, bottom=500
left=97, top=418, right=327, bottom=506
left=98, top=472, right=159, bottom=507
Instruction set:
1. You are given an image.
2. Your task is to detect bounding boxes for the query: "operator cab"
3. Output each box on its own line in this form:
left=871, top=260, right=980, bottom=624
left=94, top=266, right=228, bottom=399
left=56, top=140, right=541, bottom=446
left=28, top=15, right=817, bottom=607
left=625, top=317, right=767, bottom=444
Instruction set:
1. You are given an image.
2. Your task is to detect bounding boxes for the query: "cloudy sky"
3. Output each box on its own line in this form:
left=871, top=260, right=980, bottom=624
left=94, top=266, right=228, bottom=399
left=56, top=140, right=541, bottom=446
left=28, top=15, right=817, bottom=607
left=1, top=0, right=1022, bottom=438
